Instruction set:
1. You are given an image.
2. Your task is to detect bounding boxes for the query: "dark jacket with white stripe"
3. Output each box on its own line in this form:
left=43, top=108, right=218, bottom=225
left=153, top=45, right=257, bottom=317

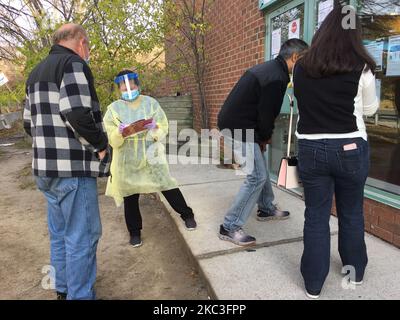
left=24, top=44, right=110, bottom=177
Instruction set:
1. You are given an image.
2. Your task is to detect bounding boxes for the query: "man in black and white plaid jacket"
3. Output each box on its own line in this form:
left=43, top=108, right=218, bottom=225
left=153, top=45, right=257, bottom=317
left=24, top=24, right=110, bottom=300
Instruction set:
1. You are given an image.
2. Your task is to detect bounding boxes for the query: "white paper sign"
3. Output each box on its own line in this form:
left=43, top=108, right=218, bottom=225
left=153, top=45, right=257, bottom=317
left=318, top=0, right=334, bottom=27
left=387, top=35, right=400, bottom=77
left=365, top=40, right=384, bottom=72
left=271, top=28, right=282, bottom=58
left=288, top=19, right=300, bottom=40
left=0, top=73, right=8, bottom=87
left=375, top=79, right=382, bottom=103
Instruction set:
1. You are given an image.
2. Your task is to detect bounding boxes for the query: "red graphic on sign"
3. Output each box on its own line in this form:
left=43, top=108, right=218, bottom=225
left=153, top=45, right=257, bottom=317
left=291, top=21, right=298, bottom=34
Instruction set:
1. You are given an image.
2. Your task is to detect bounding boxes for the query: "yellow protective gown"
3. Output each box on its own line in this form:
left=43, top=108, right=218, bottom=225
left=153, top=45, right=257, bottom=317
left=103, top=95, right=178, bottom=206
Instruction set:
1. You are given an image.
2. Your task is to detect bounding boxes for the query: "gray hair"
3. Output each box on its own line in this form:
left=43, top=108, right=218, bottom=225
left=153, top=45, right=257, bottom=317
left=52, top=24, right=87, bottom=45
left=279, top=39, right=309, bottom=60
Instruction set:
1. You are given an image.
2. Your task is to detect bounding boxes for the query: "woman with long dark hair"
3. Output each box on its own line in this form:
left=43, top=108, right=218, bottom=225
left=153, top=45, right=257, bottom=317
left=293, top=2, right=379, bottom=299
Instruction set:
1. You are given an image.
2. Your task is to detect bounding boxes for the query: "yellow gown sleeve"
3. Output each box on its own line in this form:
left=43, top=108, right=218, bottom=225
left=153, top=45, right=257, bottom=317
left=103, top=106, right=125, bottom=149
left=149, top=100, right=169, bottom=141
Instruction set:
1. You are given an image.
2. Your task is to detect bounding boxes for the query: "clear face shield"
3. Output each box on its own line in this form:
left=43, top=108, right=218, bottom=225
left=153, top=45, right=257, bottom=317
left=114, top=73, right=140, bottom=101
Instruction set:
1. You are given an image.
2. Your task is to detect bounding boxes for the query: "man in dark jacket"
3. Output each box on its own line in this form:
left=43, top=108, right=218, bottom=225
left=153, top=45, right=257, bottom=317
left=218, top=39, right=308, bottom=246
left=24, top=24, right=110, bottom=300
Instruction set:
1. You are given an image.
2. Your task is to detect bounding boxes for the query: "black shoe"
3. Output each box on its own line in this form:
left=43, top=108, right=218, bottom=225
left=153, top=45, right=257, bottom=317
left=129, top=235, right=142, bottom=248
left=56, top=292, right=67, bottom=300
left=257, top=208, right=290, bottom=221
left=218, top=225, right=256, bottom=246
left=305, top=288, right=321, bottom=299
left=183, top=216, right=197, bottom=231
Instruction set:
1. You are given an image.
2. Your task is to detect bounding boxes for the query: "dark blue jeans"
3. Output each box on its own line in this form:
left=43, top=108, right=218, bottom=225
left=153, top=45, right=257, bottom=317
left=298, top=138, right=369, bottom=292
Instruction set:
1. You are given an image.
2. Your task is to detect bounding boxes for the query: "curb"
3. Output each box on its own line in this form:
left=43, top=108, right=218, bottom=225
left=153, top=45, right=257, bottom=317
left=159, top=197, right=218, bottom=300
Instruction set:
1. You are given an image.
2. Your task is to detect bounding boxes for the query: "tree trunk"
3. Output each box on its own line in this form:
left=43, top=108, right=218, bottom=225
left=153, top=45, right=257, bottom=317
left=198, top=81, right=209, bottom=129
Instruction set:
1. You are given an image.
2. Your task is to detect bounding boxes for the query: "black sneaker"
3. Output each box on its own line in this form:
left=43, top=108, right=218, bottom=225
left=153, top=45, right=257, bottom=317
left=257, top=208, right=290, bottom=221
left=56, top=292, right=67, bottom=300
left=305, top=289, right=321, bottom=299
left=183, top=216, right=197, bottom=231
left=129, top=235, right=142, bottom=248
left=218, top=225, right=256, bottom=246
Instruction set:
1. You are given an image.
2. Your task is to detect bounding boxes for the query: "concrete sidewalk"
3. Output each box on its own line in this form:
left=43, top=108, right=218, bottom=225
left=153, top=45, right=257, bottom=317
left=161, top=157, right=400, bottom=300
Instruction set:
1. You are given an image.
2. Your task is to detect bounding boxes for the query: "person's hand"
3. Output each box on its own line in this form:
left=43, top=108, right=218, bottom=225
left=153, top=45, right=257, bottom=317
left=258, top=139, right=272, bottom=153
left=98, top=149, right=107, bottom=161
left=259, top=141, right=267, bottom=153
left=143, top=118, right=157, bottom=130
left=122, top=119, right=153, bottom=138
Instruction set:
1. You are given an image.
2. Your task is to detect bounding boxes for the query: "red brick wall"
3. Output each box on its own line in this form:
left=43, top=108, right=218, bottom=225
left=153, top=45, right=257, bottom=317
left=332, top=198, right=400, bottom=248
left=160, top=0, right=266, bottom=132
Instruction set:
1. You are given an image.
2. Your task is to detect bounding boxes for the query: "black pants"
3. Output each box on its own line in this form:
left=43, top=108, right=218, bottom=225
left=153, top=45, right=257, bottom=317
left=124, top=188, right=194, bottom=236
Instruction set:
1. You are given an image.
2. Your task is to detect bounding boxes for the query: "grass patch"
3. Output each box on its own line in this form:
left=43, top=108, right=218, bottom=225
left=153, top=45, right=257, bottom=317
left=15, top=164, right=35, bottom=190
left=97, top=178, right=108, bottom=195
left=0, top=106, right=21, bottom=113
left=14, top=138, right=32, bottom=149
left=0, top=120, right=24, bottom=139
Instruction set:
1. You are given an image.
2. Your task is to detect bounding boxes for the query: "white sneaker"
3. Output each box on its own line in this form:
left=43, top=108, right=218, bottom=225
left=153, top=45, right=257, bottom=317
left=305, top=290, right=321, bottom=299
left=350, top=280, right=363, bottom=285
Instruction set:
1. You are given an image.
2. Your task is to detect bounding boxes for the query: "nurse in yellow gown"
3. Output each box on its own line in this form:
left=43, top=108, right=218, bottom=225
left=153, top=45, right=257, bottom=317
left=103, top=70, right=197, bottom=247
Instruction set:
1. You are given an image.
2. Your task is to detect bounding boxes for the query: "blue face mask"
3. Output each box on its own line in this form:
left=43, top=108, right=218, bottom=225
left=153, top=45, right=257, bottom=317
left=121, top=90, right=140, bottom=101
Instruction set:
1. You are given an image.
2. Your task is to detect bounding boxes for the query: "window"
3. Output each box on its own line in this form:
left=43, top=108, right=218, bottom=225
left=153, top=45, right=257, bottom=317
left=270, top=4, right=305, bottom=58
left=360, top=0, right=400, bottom=195
left=314, top=0, right=350, bottom=32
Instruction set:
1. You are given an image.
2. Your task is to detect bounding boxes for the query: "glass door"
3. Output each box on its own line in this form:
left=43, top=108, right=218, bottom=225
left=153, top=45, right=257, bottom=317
left=268, top=2, right=307, bottom=61
left=314, top=0, right=351, bottom=33
left=265, top=0, right=309, bottom=178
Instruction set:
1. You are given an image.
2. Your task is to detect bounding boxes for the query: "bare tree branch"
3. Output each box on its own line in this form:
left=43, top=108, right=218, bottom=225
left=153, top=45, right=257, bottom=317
left=164, top=0, right=212, bottom=128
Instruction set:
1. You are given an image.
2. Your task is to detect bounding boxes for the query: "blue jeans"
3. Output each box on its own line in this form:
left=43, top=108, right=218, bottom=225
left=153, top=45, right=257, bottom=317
left=35, top=176, right=102, bottom=300
left=298, top=138, right=369, bottom=292
left=223, top=138, right=276, bottom=232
